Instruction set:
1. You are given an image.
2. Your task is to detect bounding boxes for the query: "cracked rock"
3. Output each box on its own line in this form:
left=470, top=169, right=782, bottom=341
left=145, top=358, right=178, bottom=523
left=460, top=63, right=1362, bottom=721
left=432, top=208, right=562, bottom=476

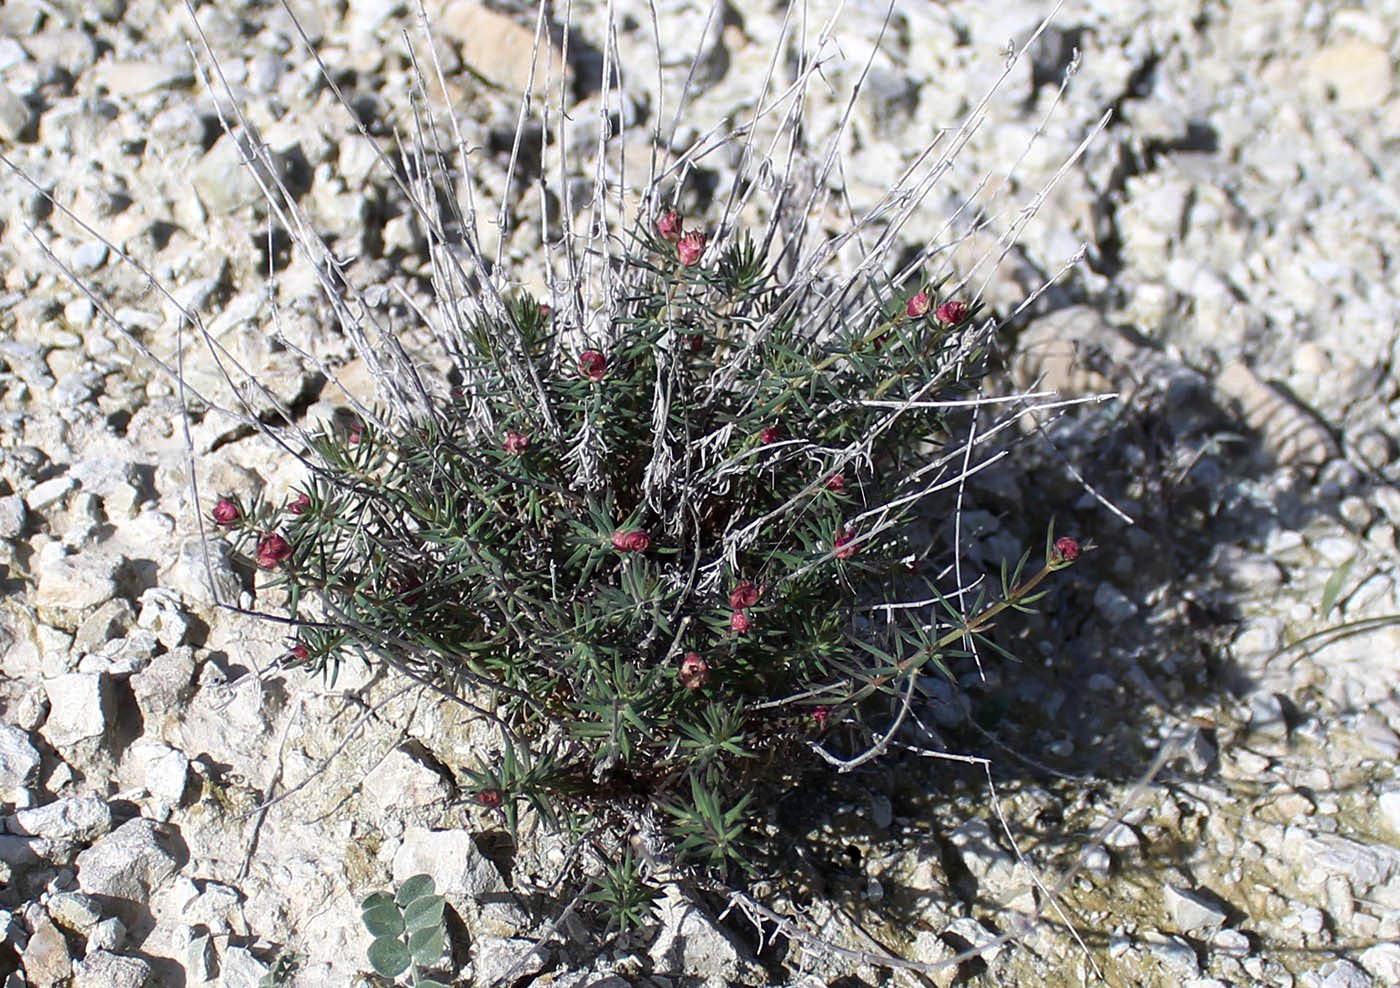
left=75, top=818, right=183, bottom=906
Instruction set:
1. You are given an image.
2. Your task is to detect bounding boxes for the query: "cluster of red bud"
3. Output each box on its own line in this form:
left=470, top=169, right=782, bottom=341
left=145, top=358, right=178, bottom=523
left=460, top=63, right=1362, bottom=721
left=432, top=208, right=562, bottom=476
left=904, top=290, right=970, bottom=326
left=656, top=209, right=706, bottom=267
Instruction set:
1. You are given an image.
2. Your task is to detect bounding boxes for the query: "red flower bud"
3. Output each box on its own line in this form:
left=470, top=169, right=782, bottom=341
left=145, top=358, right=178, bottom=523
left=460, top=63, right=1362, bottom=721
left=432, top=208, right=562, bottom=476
left=288, top=642, right=309, bottom=662
left=834, top=527, right=858, bottom=560
left=503, top=430, right=530, bottom=454
left=936, top=299, right=968, bottom=325
left=211, top=497, right=240, bottom=526
left=611, top=529, right=651, bottom=552
left=477, top=788, right=504, bottom=810
left=812, top=705, right=830, bottom=728
left=676, top=230, right=706, bottom=266
left=286, top=492, right=311, bottom=515
left=578, top=349, right=607, bottom=382
left=825, top=472, right=846, bottom=493
left=728, top=580, right=762, bottom=610
left=684, top=333, right=704, bottom=354
left=759, top=424, right=781, bottom=445
left=729, top=610, right=751, bottom=634
left=906, top=290, right=932, bottom=318
left=656, top=209, right=683, bottom=243
left=256, top=532, right=293, bottom=569
left=1049, top=535, right=1081, bottom=567
left=347, top=422, right=363, bottom=446
left=678, top=652, right=709, bottom=690
left=539, top=303, right=552, bottom=318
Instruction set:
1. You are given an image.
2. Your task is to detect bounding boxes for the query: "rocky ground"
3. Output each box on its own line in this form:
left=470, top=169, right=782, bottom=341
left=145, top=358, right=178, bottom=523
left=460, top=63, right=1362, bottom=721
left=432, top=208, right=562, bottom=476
left=1, top=1, right=1399, bottom=987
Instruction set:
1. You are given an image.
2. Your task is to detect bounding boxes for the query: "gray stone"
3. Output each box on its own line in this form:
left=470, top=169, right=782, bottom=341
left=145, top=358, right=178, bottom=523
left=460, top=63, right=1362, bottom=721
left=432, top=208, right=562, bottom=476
left=45, top=891, right=103, bottom=933
left=127, top=646, right=198, bottom=736
left=20, top=913, right=70, bottom=987
left=86, top=916, right=126, bottom=952
left=0, top=84, right=32, bottom=142
left=1164, top=885, right=1228, bottom=932
left=72, top=599, right=136, bottom=658
left=1145, top=932, right=1199, bottom=976
left=1378, top=790, right=1400, bottom=837
left=136, top=588, right=191, bottom=649
left=39, top=673, right=111, bottom=752
left=0, top=494, right=26, bottom=539
left=69, top=241, right=108, bottom=276
left=75, top=819, right=182, bottom=904
left=72, top=949, right=152, bottom=988
left=0, top=725, right=40, bottom=790
left=6, top=796, right=112, bottom=843
left=1093, top=582, right=1140, bottom=624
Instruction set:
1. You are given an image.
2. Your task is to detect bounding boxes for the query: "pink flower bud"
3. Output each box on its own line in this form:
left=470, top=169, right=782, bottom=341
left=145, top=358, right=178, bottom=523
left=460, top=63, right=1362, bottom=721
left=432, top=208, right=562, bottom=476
left=477, top=788, right=503, bottom=810
left=834, top=527, right=858, bottom=560
left=286, top=492, right=311, bottom=515
left=825, top=472, right=846, bottom=493
left=1049, top=535, right=1081, bottom=566
left=676, top=230, right=706, bottom=266
left=759, top=424, right=781, bottom=445
left=256, top=532, right=293, bottom=569
left=678, top=652, right=710, bottom=690
left=729, top=610, right=751, bottom=634
left=906, top=290, right=932, bottom=318
left=656, top=209, right=683, bottom=243
left=728, top=580, right=762, bottom=610
left=611, top=529, right=651, bottom=552
left=211, top=497, right=240, bottom=526
left=812, top=705, right=830, bottom=729
left=347, top=421, right=363, bottom=446
left=936, top=299, right=968, bottom=325
left=503, top=431, right=530, bottom=454
left=289, top=642, right=309, bottom=662
left=539, top=303, right=552, bottom=318
left=578, top=349, right=607, bottom=382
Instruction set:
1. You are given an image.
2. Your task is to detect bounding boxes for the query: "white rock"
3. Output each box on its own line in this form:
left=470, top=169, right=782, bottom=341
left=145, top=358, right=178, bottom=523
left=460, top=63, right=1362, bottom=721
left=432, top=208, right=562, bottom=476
left=1305, top=41, right=1394, bottom=111
left=92, top=59, right=192, bottom=97
left=471, top=937, right=545, bottom=988
left=363, top=748, right=450, bottom=814
left=944, top=916, right=1003, bottom=964
left=33, top=545, right=118, bottom=631
left=1211, top=929, right=1251, bottom=956
left=0, top=725, right=40, bottom=790
left=6, top=796, right=112, bottom=842
left=72, top=949, right=152, bottom=988
left=217, top=944, right=270, bottom=988
left=39, top=673, right=111, bottom=751
left=648, top=884, right=750, bottom=986
left=392, top=827, right=505, bottom=907
left=136, top=589, right=191, bottom=649
left=75, top=819, right=182, bottom=904
left=130, top=742, right=189, bottom=807
left=24, top=477, right=73, bottom=512
left=1378, top=790, right=1400, bottom=837
left=1163, top=885, right=1228, bottom=932
left=1359, top=942, right=1400, bottom=983
left=1302, top=959, right=1372, bottom=988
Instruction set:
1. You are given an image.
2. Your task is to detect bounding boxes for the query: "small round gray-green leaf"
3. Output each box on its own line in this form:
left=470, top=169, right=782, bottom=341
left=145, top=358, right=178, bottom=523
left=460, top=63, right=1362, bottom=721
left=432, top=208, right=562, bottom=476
left=395, top=873, right=436, bottom=907
left=361, top=902, right=405, bottom=938
left=408, top=924, right=445, bottom=965
left=402, top=894, right=445, bottom=931
left=367, top=936, right=410, bottom=978
left=361, top=891, right=395, bottom=913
